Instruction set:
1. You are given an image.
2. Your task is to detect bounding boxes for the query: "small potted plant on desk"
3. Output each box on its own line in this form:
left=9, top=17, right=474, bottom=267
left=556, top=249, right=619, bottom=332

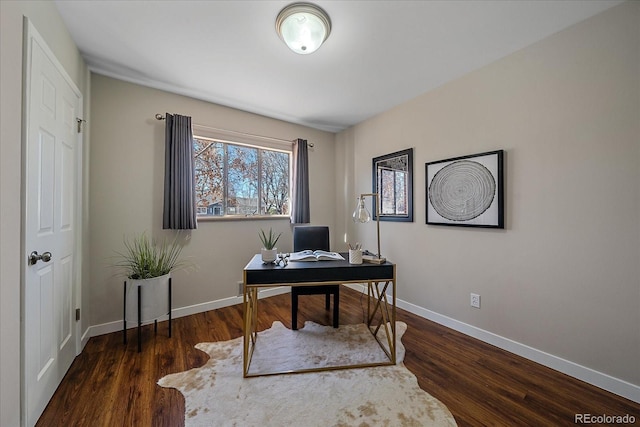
left=259, top=228, right=281, bottom=264
left=115, top=232, right=186, bottom=350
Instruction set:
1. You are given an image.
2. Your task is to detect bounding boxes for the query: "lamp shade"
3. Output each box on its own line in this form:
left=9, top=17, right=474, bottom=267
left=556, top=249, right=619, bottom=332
left=276, top=3, right=331, bottom=54
left=352, top=196, right=371, bottom=223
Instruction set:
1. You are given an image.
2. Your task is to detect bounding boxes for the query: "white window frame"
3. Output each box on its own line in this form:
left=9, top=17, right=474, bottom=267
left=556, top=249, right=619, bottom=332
left=193, top=124, right=293, bottom=221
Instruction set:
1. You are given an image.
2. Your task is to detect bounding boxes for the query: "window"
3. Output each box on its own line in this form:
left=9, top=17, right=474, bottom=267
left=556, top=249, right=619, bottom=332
left=194, top=135, right=291, bottom=217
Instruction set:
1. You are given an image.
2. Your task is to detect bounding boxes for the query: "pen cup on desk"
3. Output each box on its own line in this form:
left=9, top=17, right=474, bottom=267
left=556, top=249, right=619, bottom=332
left=348, top=249, right=362, bottom=264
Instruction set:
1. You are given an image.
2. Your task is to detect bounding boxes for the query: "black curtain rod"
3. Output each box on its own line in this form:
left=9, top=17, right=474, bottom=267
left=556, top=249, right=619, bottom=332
left=154, top=113, right=314, bottom=147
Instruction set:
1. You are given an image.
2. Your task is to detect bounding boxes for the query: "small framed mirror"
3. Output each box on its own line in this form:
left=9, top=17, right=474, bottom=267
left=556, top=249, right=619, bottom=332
left=372, top=148, right=413, bottom=222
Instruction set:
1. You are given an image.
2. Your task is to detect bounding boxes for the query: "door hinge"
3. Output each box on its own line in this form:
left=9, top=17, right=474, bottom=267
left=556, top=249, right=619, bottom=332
left=75, top=308, right=80, bottom=321
left=76, top=118, right=86, bottom=133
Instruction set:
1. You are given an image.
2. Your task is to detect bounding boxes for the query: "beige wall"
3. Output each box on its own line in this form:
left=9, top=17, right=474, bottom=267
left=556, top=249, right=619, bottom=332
left=2, top=2, right=638, bottom=423
left=0, top=1, right=90, bottom=425
left=89, top=75, right=336, bottom=326
left=337, top=1, right=639, bottom=388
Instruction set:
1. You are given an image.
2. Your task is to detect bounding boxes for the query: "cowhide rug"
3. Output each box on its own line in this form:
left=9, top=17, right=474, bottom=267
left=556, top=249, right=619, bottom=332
left=158, top=321, right=457, bottom=426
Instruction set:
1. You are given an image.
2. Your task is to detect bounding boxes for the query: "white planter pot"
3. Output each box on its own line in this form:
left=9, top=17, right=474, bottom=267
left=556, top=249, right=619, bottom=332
left=125, top=273, right=171, bottom=322
left=261, top=248, right=278, bottom=263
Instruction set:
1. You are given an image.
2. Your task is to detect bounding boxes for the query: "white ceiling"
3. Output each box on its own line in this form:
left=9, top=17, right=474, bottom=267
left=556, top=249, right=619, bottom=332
left=54, top=0, right=621, bottom=133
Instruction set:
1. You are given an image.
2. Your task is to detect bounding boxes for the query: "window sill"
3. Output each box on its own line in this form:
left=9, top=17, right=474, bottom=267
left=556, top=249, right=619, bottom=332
left=196, top=215, right=290, bottom=223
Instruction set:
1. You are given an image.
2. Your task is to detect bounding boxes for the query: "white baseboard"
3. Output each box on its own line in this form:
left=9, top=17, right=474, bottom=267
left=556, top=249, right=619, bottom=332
left=86, top=284, right=639, bottom=403
left=86, top=286, right=290, bottom=338
left=344, top=283, right=638, bottom=402
left=395, top=298, right=640, bottom=404
left=80, top=327, right=91, bottom=350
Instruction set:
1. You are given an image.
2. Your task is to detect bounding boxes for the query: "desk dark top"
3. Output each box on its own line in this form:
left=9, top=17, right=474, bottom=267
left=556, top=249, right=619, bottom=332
left=243, top=253, right=395, bottom=285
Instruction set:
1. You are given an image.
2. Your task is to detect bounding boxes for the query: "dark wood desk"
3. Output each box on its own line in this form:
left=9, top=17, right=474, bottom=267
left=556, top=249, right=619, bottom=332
left=242, top=253, right=396, bottom=377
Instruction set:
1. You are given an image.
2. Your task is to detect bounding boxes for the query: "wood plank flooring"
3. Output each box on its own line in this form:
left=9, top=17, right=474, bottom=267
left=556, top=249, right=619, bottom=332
left=37, top=287, right=639, bottom=426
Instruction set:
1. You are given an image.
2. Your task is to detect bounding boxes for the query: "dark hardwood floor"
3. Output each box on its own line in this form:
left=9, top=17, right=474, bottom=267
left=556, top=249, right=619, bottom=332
left=37, top=287, right=639, bottom=426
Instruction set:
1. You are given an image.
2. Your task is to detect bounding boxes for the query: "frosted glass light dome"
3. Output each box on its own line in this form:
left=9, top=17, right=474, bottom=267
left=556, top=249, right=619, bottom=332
left=276, top=3, right=331, bottom=55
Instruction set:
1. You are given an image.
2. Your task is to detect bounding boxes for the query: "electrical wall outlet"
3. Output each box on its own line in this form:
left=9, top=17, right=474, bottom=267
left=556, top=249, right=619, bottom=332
left=470, top=293, right=481, bottom=309
left=237, top=281, right=244, bottom=296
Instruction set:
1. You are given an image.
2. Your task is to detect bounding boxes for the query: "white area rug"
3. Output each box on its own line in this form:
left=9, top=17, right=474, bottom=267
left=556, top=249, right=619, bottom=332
left=158, top=321, right=457, bottom=426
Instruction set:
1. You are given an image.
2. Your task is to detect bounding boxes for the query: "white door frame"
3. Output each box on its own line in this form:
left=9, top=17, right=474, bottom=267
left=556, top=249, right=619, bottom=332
left=21, top=18, right=84, bottom=426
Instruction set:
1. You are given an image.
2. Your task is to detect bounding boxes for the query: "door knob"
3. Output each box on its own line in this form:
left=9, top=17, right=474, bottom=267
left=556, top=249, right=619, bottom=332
left=29, top=251, right=52, bottom=266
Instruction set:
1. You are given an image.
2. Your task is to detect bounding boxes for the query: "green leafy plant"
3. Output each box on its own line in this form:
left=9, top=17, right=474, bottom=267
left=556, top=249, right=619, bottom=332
left=259, top=228, right=282, bottom=250
left=115, top=233, right=185, bottom=280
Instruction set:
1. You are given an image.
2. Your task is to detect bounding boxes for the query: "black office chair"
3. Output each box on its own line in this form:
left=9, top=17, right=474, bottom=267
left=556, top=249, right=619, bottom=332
left=291, top=226, right=339, bottom=330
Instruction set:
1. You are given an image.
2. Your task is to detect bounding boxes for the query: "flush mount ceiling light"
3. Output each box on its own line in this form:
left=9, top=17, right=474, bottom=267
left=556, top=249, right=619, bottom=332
left=276, top=2, right=331, bottom=55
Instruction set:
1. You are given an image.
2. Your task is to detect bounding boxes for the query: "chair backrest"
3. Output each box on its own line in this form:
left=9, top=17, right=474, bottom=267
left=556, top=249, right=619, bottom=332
left=293, top=226, right=330, bottom=252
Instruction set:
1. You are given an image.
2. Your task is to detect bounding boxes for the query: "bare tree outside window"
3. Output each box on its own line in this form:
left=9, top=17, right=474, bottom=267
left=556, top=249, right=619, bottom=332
left=194, top=139, right=224, bottom=214
left=261, top=150, right=290, bottom=215
left=194, top=136, right=290, bottom=217
left=227, top=145, right=258, bottom=215
left=380, top=169, right=407, bottom=215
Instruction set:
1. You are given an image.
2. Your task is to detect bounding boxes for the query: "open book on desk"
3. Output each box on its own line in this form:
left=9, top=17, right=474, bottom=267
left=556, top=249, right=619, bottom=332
left=289, top=250, right=345, bottom=262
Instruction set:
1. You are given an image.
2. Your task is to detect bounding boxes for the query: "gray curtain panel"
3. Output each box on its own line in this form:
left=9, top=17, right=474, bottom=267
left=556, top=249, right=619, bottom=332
left=291, top=138, right=310, bottom=224
left=163, top=113, right=197, bottom=229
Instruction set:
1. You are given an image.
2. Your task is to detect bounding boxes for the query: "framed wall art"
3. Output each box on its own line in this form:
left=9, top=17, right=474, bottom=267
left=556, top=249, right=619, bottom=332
left=426, top=150, right=504, bottom=228
left=372, top=148, right=413, bottom=222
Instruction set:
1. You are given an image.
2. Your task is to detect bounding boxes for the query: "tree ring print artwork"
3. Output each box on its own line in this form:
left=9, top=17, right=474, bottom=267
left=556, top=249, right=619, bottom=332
left=426, top=150, right=504, bottom=228
left=428, top=160, right=495, bottom=221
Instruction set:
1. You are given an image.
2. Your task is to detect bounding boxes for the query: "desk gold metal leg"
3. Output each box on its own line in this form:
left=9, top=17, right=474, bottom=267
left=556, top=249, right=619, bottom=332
left=368, top=281, right=391, bottom=330
left=391, top=276, right=396, bottom=364
left=366, top=281, right=372, bottom=324
left=243, top=280, right=249, bottom=376
left=243, top=280, right=259, bottom=377
left=250, top=287, right=258, bottom=343
left=367, top=279, right=396, bottom=364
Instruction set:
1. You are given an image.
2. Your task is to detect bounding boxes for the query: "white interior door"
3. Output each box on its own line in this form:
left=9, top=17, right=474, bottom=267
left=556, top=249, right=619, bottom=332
left=23, top=21, right=81, bottom=427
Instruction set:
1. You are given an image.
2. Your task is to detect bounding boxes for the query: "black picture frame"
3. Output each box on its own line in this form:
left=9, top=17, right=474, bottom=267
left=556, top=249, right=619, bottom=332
left=372, top=148, right=413, bottom=222
left=426, top=150, right=504, bottom=228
